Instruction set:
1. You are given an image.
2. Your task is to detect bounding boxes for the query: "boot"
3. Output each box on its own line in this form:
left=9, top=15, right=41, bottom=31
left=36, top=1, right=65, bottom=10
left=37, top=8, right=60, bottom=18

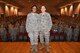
left=31, top=45, right=35, bottom=52
left=34, top=45, right=38, bottom=52
left=40, top=43, right=44, bottom=50
left=46, top=44, right=50, bottom=53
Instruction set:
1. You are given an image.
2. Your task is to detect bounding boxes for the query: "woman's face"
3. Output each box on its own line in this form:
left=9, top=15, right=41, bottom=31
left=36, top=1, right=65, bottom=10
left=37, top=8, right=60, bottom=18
left=41, top=6, right=46, bottom=13
left=32, top=6, right=37, bottom=13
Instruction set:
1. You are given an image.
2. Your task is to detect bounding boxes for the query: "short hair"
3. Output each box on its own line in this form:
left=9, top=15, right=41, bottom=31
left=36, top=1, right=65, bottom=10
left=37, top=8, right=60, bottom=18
left=31, top=5, right=37, bottom=12
left=41, top=5, right=46, bottom=9
left=31, top=5, right=37, bottom=9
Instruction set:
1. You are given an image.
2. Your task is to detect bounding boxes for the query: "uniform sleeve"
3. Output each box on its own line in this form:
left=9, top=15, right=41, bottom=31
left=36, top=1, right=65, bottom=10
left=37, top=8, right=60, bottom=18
left=48, top=13, right=52, bottom=31
left=26, top=14, right=30, bottom=32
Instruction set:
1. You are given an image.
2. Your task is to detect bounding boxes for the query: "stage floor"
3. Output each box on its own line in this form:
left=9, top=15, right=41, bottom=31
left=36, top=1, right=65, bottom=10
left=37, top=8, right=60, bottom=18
left=0, top=42, right=80, bottom=53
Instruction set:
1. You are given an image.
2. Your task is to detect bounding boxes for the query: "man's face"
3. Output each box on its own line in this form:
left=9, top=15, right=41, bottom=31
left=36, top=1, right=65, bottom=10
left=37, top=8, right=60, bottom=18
left=41, top=6, right=46, bottom=13
left=32, top=6, right=37, bottom=13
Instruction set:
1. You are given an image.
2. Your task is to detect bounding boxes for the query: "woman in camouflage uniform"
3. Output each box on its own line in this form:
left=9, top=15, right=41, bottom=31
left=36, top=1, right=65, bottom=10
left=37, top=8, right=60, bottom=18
left=39, top=6, right=52, bottom=53
left=26, top=5, right=39, bottom=52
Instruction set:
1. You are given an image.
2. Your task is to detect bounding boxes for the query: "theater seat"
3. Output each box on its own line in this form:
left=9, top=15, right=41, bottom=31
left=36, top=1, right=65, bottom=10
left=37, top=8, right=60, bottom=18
left=23, top=32, right=29, bottom=41
left=0, top=35, right=2, bottom=41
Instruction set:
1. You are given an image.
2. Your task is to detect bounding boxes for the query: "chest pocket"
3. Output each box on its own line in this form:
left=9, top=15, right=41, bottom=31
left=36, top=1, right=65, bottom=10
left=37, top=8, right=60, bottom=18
left=41, top=15, right=49, bottom=24
left=29, top=15, right=38, bottom=25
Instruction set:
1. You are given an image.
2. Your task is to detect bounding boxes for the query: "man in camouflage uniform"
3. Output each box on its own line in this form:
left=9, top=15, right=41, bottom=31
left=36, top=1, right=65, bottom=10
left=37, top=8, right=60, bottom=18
left=19, top=22, right=25, bottom=40
left=66, top=26, right=72, bottom=41
left=9, top=24, right=17, bottom=41
left=39, top=6, right=52, bottom=53
left=73, top=25, right=79, bottom=41
left=59, top=24, right=64, bottom=40
left=0, top=24, right=7, bottom=41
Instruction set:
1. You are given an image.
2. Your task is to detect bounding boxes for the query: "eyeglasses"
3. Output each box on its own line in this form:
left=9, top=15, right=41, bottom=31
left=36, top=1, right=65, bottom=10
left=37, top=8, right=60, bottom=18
left=32, top=7, right=37, bottom=9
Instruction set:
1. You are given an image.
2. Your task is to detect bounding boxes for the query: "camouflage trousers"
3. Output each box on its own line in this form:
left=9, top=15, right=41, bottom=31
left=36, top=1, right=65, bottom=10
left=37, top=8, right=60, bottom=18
left=28, top=31, right=38, bottom=45
left=39, top=31, right=50, bottom=44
